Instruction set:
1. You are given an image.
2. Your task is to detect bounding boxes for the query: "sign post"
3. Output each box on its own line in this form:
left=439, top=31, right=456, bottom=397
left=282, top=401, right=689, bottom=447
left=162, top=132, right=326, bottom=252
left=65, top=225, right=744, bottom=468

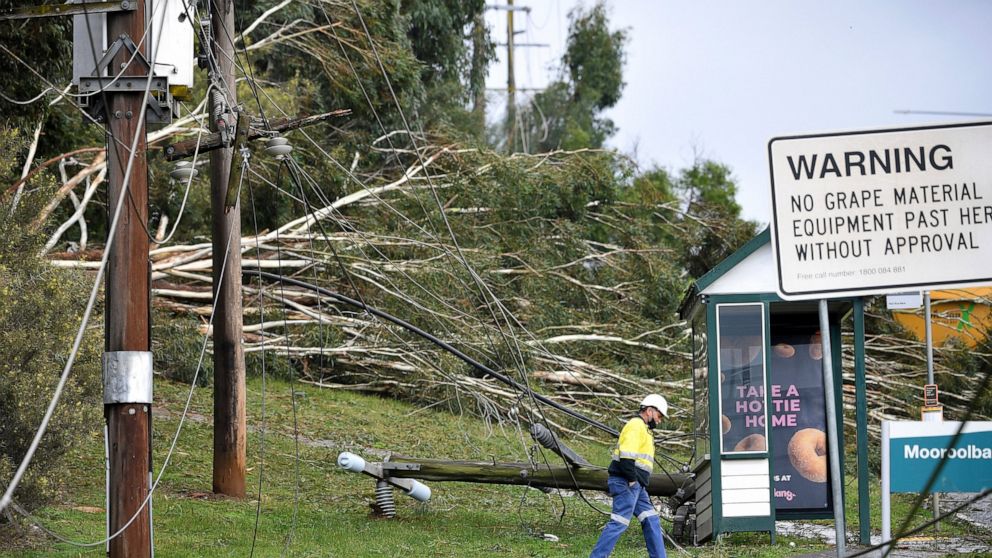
left=769, top=121, right=992, bottom=556
left=769, top=121, right=992, bottom=300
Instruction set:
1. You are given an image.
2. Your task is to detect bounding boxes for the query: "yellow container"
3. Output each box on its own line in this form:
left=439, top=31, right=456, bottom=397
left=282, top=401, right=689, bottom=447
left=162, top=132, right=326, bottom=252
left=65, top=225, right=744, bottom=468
left=891, top=288, right=992, bottom=348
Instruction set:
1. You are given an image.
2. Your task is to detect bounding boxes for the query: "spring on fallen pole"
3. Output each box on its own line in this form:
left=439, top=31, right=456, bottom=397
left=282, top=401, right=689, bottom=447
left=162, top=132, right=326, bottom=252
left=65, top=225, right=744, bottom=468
left=375, top=479, right=396, bottom=518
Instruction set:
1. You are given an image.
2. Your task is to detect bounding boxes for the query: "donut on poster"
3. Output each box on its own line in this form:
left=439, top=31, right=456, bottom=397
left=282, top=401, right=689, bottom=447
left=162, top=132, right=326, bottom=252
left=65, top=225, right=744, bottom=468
left=769, top=327, right=831, bottom=513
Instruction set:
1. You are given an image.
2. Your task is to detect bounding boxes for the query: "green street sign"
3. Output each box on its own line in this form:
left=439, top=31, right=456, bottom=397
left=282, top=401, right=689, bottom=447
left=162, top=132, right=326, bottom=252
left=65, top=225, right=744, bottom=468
left=887, top=421, right=992, bottom=493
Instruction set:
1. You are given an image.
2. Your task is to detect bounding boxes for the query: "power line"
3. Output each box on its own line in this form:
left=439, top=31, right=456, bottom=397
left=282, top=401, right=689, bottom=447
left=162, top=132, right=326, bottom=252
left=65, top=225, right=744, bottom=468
left=5, top=146, right=243, bottom=549
left=246, top=169, right=270, bottom=558
left=895, top=109, right=992, bottom=117
left=0, top=0, right=168, bottom=516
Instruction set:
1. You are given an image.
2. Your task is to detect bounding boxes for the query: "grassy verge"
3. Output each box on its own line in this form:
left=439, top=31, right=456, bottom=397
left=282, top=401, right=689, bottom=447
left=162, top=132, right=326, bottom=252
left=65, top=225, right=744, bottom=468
left=0, top=377, right=982, bottom=557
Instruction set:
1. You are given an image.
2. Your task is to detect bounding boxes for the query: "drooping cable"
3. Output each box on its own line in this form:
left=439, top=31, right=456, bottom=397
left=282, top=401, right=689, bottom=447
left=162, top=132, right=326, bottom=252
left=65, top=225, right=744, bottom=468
left=0, top=0, right=170, bottom=514
left=7, top=158, right=249, bottom=547
left=244, top=270, right=619, bottom=437
left=246, top=161, right=272, bottom=558
left=269, top=164, right=302, bottom=556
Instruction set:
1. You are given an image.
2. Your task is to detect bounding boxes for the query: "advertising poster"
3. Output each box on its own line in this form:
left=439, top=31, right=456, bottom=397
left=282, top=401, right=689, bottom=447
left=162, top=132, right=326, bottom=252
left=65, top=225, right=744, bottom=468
left=769, top=326, right=831, bottom=514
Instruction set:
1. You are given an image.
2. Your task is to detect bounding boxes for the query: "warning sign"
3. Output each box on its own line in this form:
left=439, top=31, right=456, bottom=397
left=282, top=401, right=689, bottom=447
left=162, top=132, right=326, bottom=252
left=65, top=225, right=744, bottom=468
left=768, top=122, right=992, bottom=300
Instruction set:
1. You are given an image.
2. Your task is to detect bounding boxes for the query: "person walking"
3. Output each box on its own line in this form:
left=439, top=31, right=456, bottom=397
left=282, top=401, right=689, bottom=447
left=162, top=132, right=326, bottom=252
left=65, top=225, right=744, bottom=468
left=589, top=394, right=669, bottom=558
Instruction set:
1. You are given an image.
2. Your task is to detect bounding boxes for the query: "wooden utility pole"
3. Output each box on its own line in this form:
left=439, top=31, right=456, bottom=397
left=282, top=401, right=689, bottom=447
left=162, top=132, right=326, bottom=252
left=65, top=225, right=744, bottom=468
left=471, top=12, right=487, bottom=134
left=210, top=0, right=248, bottom=498
left=378, top=456, right=693, bottom=498
left=105, top=0, right=152, bottom=555
left=505, top=0, right=516, bottom=152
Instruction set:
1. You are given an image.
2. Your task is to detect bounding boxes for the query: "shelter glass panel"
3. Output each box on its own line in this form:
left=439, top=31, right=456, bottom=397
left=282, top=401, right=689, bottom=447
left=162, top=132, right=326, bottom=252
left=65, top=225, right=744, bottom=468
left=717, top=304, right=768, bottom=454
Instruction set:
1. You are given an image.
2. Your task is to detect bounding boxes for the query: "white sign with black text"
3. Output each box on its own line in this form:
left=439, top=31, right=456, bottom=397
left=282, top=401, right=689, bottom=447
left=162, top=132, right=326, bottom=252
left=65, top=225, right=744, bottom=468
left=769, top=122, right=992, bottom=300
left=886, top=292, right=923, bottom=310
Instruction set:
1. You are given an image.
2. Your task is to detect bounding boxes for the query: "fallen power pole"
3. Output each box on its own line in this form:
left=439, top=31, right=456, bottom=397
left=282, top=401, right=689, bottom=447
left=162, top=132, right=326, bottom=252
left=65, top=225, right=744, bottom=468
left=337, top=425, right=694, bottom=520
left=338, top=452, right=694, bottom=504
left=385, top=456, right=692, bottom=497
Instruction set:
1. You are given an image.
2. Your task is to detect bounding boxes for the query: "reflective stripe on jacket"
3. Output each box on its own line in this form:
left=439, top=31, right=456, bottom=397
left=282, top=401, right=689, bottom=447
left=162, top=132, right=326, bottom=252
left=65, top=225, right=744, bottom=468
left=611, top=417, right=654, bottom=475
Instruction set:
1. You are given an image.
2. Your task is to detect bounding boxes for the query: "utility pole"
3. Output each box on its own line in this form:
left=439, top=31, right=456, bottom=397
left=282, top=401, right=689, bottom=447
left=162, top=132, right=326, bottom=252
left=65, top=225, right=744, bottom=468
left=104, top=0, right=152, bottom=555
left=488, top=2, right=542, bottom=152
left=209, top=0, right=248, bottom=498
left=471, top=11, right=487, bottom=134
left=505, top=0, right=516, bottom=152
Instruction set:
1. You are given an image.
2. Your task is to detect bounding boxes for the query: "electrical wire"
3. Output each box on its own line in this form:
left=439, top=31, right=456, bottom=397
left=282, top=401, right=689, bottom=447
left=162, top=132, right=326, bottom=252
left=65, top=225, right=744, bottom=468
left=315, top=9, right=631, bottom=430
left=269, top=164, right=302, bottom=556
left=849, top=489, right=992, bottom=558
left=348, top=2, right=627, bottom=519
left=0, top=0, right=169, bottom=515
left=226, top=1, right=685, bottom=526
left=276, top=158, right=488, bottom=439
left=246, top=171, right=270, bottom=558
left=244, top=270, right=618, bottom=435
left=155, top=95, right=212, bottom=245
left=347, top=1, right=631, bottom=427
left=0, top=86, right=54, bottom=105
left=9, top=157, right=248, bottom=548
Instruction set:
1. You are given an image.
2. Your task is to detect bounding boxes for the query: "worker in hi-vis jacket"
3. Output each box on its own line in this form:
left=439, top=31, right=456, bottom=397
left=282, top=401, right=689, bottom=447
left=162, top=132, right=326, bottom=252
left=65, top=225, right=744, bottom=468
left=589, top=394, right=669, bottom=558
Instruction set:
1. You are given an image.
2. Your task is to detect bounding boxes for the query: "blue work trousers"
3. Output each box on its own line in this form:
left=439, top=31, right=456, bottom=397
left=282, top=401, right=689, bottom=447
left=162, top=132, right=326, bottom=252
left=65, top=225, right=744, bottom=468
left=589, top=475, right=666, bottom=558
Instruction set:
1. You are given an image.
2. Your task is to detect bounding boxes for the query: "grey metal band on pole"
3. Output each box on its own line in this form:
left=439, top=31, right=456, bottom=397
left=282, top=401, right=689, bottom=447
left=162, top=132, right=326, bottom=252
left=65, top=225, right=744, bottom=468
left=819, top=299, right=846, bottom=556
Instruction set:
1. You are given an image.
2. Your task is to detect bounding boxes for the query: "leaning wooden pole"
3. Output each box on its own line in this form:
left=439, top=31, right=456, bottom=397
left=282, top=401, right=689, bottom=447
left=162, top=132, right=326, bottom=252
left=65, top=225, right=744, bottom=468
left=210, top=0, right=247, bottom=498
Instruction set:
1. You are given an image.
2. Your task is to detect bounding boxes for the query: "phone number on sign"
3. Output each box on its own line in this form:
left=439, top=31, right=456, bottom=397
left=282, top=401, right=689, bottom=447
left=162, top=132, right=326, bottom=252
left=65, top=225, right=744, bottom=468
left=858, top=265, right=906, bottom=276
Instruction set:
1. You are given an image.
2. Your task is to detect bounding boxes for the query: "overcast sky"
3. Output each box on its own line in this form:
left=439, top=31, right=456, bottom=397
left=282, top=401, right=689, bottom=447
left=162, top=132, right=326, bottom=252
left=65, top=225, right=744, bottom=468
left=484, top=0, right=992, bottom=224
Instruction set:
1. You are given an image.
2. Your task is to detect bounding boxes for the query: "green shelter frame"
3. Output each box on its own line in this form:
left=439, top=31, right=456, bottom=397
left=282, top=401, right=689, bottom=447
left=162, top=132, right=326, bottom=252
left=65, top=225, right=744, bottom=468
left=679, top=229, right=871, bottom=544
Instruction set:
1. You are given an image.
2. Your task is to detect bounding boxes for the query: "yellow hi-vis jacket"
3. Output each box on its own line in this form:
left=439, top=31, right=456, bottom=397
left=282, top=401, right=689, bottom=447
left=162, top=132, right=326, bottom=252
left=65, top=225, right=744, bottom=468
left=609, top=417, right=654, bottom=485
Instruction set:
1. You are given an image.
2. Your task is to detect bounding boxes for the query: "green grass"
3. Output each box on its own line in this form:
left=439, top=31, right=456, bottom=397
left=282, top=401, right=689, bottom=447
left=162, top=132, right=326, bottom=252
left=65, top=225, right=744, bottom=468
left=0, top=377, right=984, bottom=557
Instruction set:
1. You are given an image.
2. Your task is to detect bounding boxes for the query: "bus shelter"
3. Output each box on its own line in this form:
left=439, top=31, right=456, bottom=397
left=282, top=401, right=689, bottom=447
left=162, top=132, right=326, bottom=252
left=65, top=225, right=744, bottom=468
left=678, top=229, right=871, bottom=544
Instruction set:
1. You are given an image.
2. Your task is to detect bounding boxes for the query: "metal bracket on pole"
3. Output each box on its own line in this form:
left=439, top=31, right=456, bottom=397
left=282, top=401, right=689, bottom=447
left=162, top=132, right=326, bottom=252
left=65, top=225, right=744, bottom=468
left=77, top=34, right=174, bottom=124
left=0, top=0, right=134, bottom=21
left=225, top=111, right=250, bottom=208
left=103, top=351, right=153, bottom=404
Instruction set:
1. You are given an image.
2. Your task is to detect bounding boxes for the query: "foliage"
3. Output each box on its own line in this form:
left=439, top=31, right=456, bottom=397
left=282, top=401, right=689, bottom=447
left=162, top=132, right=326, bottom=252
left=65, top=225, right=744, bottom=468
left=1, top=377, right=968, bottom=557
left=400, top=0, right=492, bottom=108
left=673, top=160, right=757, bottom=278
left=517, top=2, right=628, bottom=152
left=0, top=1, right=71, bottom=128
left=0, top=128, right=101, bottom=514
left=153, top=310, right=212, bottom=386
